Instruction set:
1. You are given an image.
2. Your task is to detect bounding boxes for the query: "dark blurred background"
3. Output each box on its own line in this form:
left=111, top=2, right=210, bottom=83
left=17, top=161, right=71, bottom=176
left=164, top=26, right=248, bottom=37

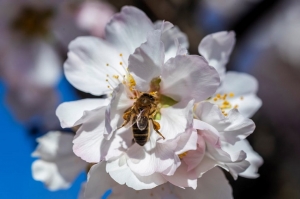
left=1, top=0, right=300, bottom=198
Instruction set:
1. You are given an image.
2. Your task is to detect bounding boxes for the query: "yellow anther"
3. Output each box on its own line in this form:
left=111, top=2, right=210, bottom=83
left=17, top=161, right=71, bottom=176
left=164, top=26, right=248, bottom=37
left=216, top=93, right=221, bottom=98
left=240, top=96, right=244, bottom=100
left=223, top=100, right=230, bottom=105
left=229, top=92, right=235, bottom=97
left=106, top=63, right=109, bottom=66
left=106, top=74, right=109, bottom=77
left=220, top=104, right=232, bottom=109
left=119, top=53, right=123, bottom=57
left=113, top=75, right=119, bottom=79
left=234, top=105, right=238, bottom=109
left=222, top=94, right=227, bottom=100
left=107, top=86, right=110, bottom=88
left=224, top=113, right=228, bottom=116
left=127, top=73, right=136, bottom=91
left=178, top=151, right=188, bottom=159
left=120, top=62, right=123, bottom=65
left=213, top=97, right=218, bottom=101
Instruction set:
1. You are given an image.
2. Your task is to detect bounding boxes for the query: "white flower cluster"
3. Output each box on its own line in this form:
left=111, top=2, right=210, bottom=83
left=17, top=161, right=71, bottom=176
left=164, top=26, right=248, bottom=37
left=32, top=6, right=262, bottom=199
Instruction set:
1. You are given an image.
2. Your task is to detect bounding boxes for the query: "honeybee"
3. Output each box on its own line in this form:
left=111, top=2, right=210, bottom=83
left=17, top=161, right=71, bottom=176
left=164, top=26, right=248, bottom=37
left=119, top=93, right=165, bottom=146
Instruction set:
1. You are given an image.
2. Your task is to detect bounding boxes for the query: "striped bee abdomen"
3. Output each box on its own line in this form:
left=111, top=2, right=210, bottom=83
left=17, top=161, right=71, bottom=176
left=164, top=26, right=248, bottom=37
left=132, top=116, right=149, bottom=146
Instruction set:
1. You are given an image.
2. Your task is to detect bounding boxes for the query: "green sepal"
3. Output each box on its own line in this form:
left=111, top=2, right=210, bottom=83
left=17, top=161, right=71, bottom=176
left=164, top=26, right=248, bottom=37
left=160, top=94, right=178, bottom=108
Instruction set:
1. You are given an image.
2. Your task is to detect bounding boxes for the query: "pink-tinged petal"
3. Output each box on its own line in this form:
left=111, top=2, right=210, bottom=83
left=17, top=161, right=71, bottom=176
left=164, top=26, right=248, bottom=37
left=194, top=155, right=219, bottom=178
left=193, top=119, right=221, bottom=148
left=73, top=106, right=108, bottom=163
left=159, top=100, right=194, bottom=141
left=163, top=162, right=197, bottom=189
left=56, top=98, right=109, bottom=128
left=206, top=142, right=250, bottom=180
left=106, top=155, right=167, bottom=190
left=128, top=30, right=164, bottom=91
left=64, top=36, right=127, bottom=95
left=182, top=135, right=206, bottom=172
left=105, top=84, right=134, bottom=139
left=175, top=130, right=198, bottom=155
left=198, top=31, right=235, bottom=80
left=222, top=140, right=263, bottom=179
left=32, top=131, right=87, bottom=191
left=105, top=6, right=154, bottom=59
left=75, top=1, right=115, bottom=38
left=155, top=20, right=189, bottom=62
left=195, top=102, right=255, bottom=145
left=173, top=167, right=233, bottom=199
left=160, top=55, right=220, bottom=102
left=154, top=20, right=174, bottom=32
left=217, top=71, right=262, bottom=118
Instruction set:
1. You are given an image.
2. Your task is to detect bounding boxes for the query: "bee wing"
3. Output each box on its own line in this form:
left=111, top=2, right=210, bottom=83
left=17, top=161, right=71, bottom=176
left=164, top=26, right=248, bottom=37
left=136, top=109, right=148, bottom=130
left=137, top=116, right=148, bottom=130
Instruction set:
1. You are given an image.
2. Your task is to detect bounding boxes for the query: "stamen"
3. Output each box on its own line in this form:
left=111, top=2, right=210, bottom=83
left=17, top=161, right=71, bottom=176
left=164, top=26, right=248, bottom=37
left=178, top=151, right=188, bottom=159
left=240, top=96, right=244, bottom=100
left=229, top=92, right=235, bottom=97
left=105, top=63, right=124, bottom=77
left=106, top=78, right=115, bottom=89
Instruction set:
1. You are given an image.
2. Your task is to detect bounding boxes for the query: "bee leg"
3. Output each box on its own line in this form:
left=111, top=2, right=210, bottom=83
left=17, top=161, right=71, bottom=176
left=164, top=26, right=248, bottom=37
left=117, top=108, right=132, bottom=129
left=132, top=138, right=136, bottom=144
left=150, top=118, right=165, bottom=139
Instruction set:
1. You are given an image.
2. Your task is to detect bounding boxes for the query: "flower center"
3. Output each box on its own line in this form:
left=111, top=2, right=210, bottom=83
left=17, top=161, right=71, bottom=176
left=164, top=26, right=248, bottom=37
left=209, top=92, right=243, bottom=116
left=10, top=6, right=54, bottom=38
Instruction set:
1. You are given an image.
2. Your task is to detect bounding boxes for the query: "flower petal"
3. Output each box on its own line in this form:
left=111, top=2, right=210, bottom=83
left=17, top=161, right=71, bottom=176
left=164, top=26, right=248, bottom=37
left=206, top=142, right=250, bottom=180
left=72, top=106, right=107, bottom=163
left=163, top=162, right=197, bottom=189
left=106, top=155, right=166, bottom=190
left=105, top=84, right=134, bottom=139
left=105, top=6, right=154, bottom=59
left=173, top=167, right=233, bottom=199
left=64, top=36, right=126, bottom=95
left=85, top=162, right=117, bottom=199
left=32, top=131, right=87, bottom=191
left=216, top=71, right=262, bottom=118
left=193, top=119, right=221, bottom=148
left=128, top=30, right=164, bottom=91
left=32, top=131, right=74, bottom=160
left=182, top=135, right=206, bottom=172
left=195, top=102, right=255, bottom=145
left=159, top=99, right=194, bottom=141
left=154, top=21, right=189, bottom=62
left=198, top=31, right=235, bottom=80
left=56, top=98, right=109, bottom=128
left=160, top=55, right=220, bottom=102
left=222, top=140, right=263, bottom=179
